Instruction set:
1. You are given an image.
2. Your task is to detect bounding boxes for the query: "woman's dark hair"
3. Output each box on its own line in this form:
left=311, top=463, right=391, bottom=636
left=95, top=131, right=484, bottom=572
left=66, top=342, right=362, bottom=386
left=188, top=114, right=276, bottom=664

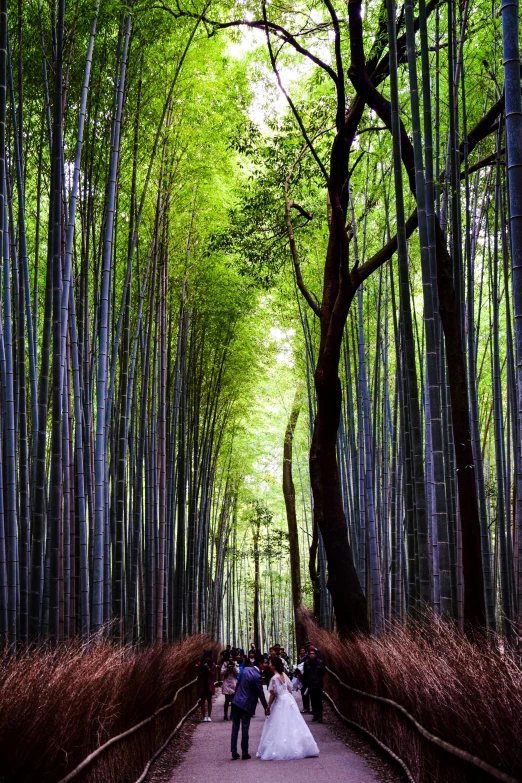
left=271, top=656, right=284, bottom=674
left=201, top=650, right=213, bottom=665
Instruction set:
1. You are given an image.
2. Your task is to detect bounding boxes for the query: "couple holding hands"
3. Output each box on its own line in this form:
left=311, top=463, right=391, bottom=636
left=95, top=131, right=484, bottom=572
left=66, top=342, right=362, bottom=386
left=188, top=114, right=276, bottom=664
left=230, top=655, right=319, bottom=761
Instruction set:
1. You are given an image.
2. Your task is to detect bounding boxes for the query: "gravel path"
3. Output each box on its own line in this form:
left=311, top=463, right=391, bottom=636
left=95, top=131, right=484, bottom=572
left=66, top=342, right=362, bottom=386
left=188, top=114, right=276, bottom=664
left=168, top=689, right=380, bottom=783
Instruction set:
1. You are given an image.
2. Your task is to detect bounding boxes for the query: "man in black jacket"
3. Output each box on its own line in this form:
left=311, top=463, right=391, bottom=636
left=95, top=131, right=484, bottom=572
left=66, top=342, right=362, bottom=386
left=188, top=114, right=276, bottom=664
left=302, top=648, right=325, bottom=722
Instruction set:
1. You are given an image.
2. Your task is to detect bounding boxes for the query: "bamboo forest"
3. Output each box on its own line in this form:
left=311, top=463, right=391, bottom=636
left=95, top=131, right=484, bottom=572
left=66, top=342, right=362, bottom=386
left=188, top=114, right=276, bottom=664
left=1, top=0, right=522, bottom=780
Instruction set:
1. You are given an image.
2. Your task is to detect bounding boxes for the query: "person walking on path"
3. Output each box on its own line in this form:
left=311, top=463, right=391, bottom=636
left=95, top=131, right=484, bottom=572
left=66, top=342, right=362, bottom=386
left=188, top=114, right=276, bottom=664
left=196, top=651, right=217, bottom=722
left=302, top=648, right=325, bottom=723
left=221, top=654, right=239, bottom=721
left=230, top=657, right=269, bottom=760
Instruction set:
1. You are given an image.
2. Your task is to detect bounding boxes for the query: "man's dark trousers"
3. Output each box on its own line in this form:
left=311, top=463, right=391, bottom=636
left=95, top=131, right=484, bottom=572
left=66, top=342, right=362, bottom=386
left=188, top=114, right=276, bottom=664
left=309, top=687, right=323, bottom=720
left=231, top=705, right=252, bottom=756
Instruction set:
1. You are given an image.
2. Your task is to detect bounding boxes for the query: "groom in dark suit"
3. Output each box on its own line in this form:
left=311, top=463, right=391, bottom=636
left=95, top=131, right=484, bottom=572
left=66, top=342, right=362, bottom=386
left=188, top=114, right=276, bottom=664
left=230, top=657, right=269, bottom=760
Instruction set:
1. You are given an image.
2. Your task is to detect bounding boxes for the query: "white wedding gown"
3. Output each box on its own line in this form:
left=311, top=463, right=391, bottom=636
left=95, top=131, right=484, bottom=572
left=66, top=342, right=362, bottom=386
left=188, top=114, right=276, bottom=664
left=256, top=673, right=319, bottom=760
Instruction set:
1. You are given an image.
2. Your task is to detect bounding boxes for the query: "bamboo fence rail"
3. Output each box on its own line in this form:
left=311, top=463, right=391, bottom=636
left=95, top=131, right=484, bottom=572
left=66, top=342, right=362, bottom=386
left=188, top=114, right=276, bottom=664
left=56, top=678, right=200, bottom=783
left=324, top=667, right=520, bottom=783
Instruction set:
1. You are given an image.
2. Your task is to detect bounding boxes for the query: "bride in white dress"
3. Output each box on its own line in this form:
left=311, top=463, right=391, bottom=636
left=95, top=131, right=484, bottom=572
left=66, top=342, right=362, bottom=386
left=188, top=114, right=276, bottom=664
left=256, top=657, right=319, bottom=761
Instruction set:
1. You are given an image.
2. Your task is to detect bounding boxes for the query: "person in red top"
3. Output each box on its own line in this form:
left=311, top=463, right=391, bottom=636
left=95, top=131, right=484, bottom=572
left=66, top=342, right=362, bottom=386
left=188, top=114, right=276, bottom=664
left=196, top=651, right=217, bottom=722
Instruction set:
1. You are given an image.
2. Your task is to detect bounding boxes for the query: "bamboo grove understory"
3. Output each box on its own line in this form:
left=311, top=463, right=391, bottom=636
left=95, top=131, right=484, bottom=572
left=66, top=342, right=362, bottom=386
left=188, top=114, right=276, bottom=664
left=1, top=0, right=522, bottom=649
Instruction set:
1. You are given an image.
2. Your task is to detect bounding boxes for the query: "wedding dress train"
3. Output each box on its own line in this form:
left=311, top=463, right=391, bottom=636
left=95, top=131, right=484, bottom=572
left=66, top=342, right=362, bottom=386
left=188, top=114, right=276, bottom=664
left=256, top=673, right=319, bottom=760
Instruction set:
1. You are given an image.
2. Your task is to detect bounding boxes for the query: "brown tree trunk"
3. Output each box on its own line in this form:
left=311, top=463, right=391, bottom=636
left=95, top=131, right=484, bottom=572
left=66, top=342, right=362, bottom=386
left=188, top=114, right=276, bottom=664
left=309, top=522, right=321, bottom=621
left=435, top=221, right=486, bottom=628
left=310, top=369, right=368, bottom=636
left=275, top=20, right=371, bottom=634
left=346, top=0, right=488, bottom=626
left=283, top=387, right=308, bottom=647
left=309, top=210, right=369, bottom=637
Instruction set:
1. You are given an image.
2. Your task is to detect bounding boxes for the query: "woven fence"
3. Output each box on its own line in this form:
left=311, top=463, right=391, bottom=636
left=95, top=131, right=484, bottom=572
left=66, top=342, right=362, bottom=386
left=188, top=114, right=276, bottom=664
left=324, top=667, right=520, bottom=783
left=55, top=677, right=199, bottom=783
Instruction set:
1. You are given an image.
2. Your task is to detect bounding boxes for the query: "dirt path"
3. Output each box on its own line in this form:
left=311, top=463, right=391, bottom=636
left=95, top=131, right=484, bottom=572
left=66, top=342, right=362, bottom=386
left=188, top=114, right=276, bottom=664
left=168, top=689, right=381, bottom=783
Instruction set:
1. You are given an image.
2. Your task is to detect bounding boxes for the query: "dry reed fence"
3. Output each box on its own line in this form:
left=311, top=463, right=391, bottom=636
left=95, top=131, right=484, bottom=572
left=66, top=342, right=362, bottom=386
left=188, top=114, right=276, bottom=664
left=307, top=617, right=522, bottom=783
left=0, top=634, right=217, bottom=783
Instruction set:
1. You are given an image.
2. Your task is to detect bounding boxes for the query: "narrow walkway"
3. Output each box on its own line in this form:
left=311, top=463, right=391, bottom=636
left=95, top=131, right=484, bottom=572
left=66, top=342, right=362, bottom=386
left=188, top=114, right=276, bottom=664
left=170, top=689, right=380, bottom=782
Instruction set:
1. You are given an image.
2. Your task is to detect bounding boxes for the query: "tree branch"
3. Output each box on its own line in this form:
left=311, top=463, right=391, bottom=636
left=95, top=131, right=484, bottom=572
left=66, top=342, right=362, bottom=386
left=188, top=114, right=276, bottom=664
left=462, top=149, right=503, bottom=178
left=290, top=200, right=313, bottom=220
left=321, top=0, right=345, bottom=129
left=463, top=95, right=505, bottom=158
left=348, top=150, right=366, bottom=181
left=262, top=2, right=329, bottom=184
left=369, top=0, right=440, bottom=85
left=346, top=0, right=417, bottom=195
left=154, top=1, right=339, bottom=84
left=347, top=91, right=517, bottom=287
left=353, top=208, right=419, bottom=285
left=284, top=190, right=321, bottom=316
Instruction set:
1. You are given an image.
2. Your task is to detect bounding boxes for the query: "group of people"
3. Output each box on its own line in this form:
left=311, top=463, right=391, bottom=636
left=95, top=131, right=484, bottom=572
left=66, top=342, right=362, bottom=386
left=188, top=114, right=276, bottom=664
left=294, top=643, right=326, bottom=722
left=195, top=639, right=326, bottom=761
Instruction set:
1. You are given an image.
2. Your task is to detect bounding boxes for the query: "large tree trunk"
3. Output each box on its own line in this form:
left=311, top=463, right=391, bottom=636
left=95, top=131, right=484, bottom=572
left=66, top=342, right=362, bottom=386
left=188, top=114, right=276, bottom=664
left=435, top=222, right=486, bottom=627
left=282, top=387, right=307, bottom=647
left=348, top=0, right=488, bottom=627
left=308, top=522, right=321, bottom=621
left=310, top=370, right=368, bottom=636
left=310, top=217, right=369, bottom=636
